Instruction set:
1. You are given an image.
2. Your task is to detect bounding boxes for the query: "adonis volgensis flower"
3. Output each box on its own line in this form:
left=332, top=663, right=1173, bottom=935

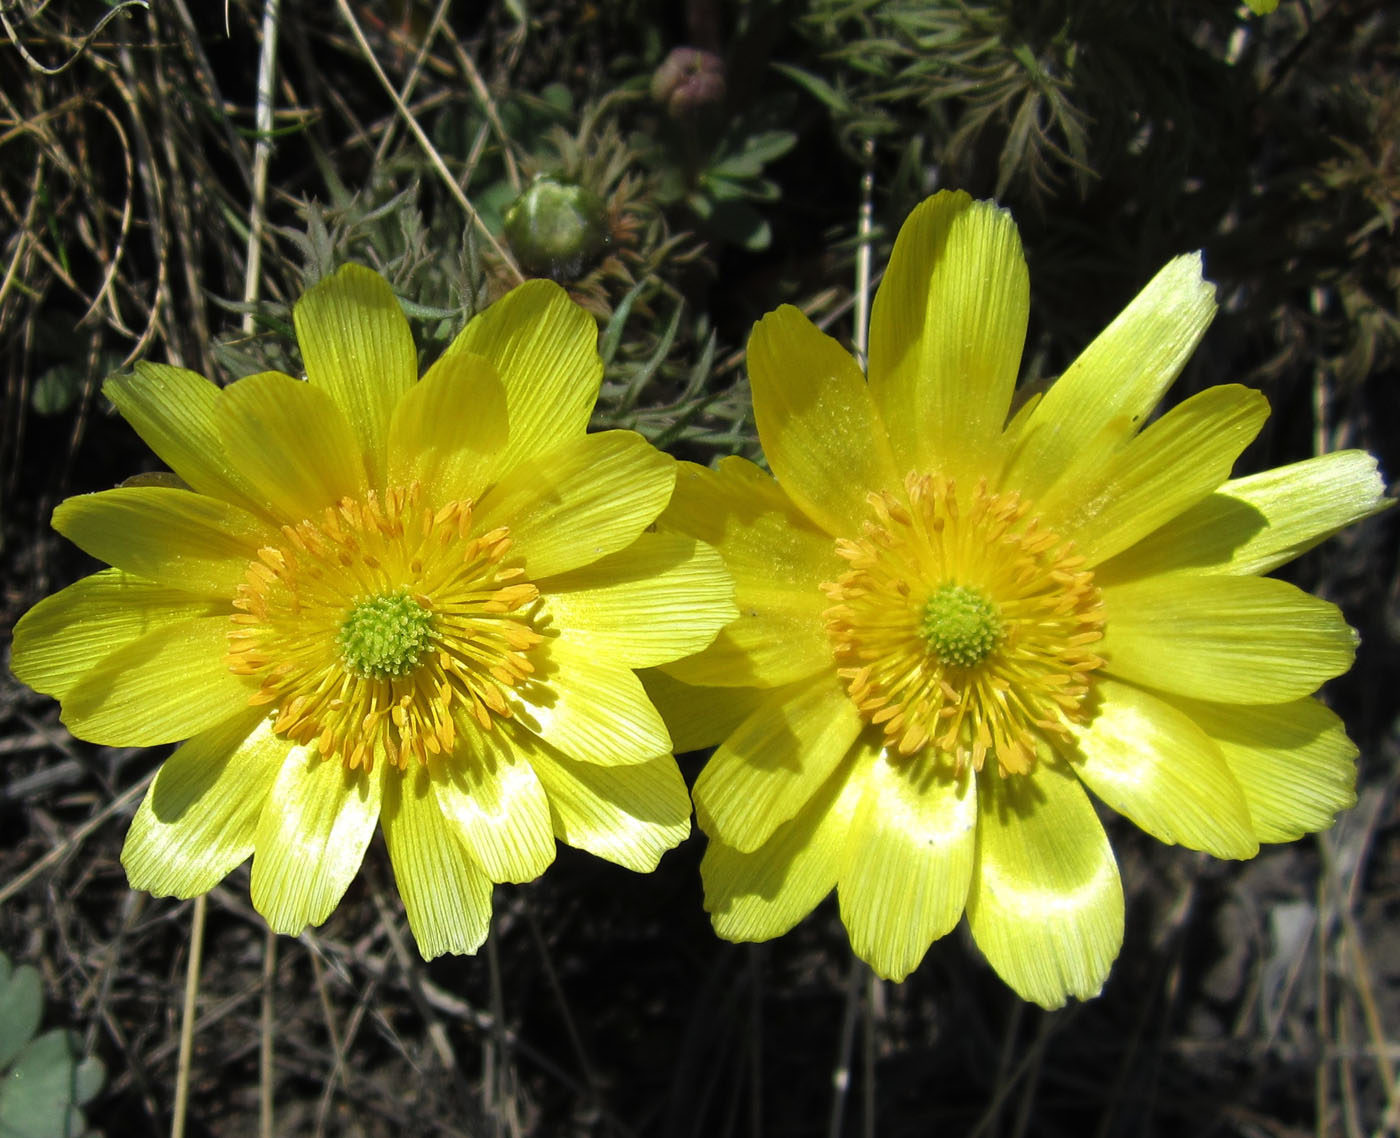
left=12, top=265, right=736, bottom=956
left=654, top=190, right=1388, bottom=1007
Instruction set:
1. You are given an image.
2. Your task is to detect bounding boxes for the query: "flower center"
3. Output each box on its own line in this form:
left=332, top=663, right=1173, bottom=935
left=920, top=584, right=1003, bottom=667
left=822, top=473, right=1105, bottom=776
left=337, top=592, right=434, bottom=678
left=227, top=483, right=543, bottom=770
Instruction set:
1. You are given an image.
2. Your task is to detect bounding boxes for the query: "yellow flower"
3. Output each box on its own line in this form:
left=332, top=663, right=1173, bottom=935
left=11, top=265, right=736, bottom=957
left=654, top=190, right=1388, bottom=1008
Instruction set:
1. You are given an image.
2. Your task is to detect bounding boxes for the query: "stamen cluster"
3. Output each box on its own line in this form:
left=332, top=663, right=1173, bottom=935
left=822, top=473, right=1106, bottom=775
left=227, top=483, right=543, bottom=770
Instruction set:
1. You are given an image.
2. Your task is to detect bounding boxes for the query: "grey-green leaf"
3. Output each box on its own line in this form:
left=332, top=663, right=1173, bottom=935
left=0, top=1030, right=86, bottom=1138
left=0, top=967, right=43, bottom=1071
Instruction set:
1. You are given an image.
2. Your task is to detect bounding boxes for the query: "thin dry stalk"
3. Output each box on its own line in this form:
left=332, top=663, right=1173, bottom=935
left=171, top=894, right=207, bottom=1138
left=242, top=0, right=283, bottom=334
left=330, top=0, right=523, bottom=284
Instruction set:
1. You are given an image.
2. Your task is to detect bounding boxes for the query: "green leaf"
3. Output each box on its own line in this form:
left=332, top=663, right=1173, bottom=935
left=31, top=366, right=84, bottom=417
left=0, top=1030, right=87, bottom=1138
left=0, top=966, right=42, bottom=1070
left=770, top=62, right=852, bottom=115
left=539, top=82, right=573, bottom=114
left=599, top=278, right=650, bottom=367
left=70, top=1060, right=103, bottom=1110
left=703, top=200, right=772, bottom=252
left=710, top=131, right=797, bottom=179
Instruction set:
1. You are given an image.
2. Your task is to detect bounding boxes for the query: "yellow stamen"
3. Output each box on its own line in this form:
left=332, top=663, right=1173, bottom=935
left=226, top=483, right=543, bottom=771
left=822, top=473, right=1105, bottom=776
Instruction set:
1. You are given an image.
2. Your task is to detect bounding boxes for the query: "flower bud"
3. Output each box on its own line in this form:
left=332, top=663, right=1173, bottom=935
left=503, top=177, right=610, bottom=281
left=651, top=47, right=726, bottom=120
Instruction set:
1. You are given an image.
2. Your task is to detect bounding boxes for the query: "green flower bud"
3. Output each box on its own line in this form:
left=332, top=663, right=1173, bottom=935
left=503, top=177, right=610, bottom=281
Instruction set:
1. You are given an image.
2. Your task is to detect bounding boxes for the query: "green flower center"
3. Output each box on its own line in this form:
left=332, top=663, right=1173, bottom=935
left=920, top=583, right=1003, bottom=668
left=337, top=592, right=434, bottom=679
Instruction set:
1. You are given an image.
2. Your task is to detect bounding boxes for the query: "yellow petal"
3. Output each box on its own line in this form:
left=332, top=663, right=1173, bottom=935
left=1176, top=696, right=1357, bottom=844
left=433, top=724, right=556, bottom=883
left=838, top=752, right=977, bottom=982
left=52, top=486, right=273, bottom=596
left=293, top=264, right=417, bottom=488
left=1097, top=450, right=1392, bottom=583
left=61, top=615, right=254, bottom=746
left=474, top=430, right=674, bottom=579
left=122, top=711, right=286, bottom=897
left=1035, top=384, right=1269, bottom=566
left=1005, top=254, right=1217, bottom=502
left=432, top=278, right=600, bottom=477
left=659, top=459, right=835, bottom=688
left=660, top=604, right=831, bottom=690
left=1101, top=574, right=1357, bottom=704
left=381, top=763, right=494, bottom=957
left=386, top=351, right=508, bottom=503
left=104, top=364, right=265, bottom=514
left=542, top=532, right=736, bottom=668
left=967, top=759, right=1124, bottom=1009
left=216, top=371, right=367, bottom=520
left=867, top=191, right=1027, bottom=480
left=529, top=743, right=691, bottom=872
left=510, top=636, right=672, bottom=765
left=1067, top=679, right=1257, bottom=858
left=692, top=674, right=861, bottom=853
left=747, top=305, right=901, bottom=535
left=703, top=749, right=867, bottom=943
left=11, top=570, right=223, bottom=701
left=250, top=751, right=383, bottom=936
left=639, top=669, right=769, bottom=754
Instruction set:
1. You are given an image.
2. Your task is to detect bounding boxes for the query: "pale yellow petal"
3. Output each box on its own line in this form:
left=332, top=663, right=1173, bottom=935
left=529, top=742, right=691, bottom=871
left=747, top=305, right=901, bottom=535
left=638, top=669, right=769, bottom=754
left=1035, top=384, right=1269, bottom=566
left=433, top=724, right=556, bottom=883
left=122, top=711, right=286, bottom=897
left=703, top=748, right=867, bottom=943
left=216, top=371, right=367, bottom=520
left=542, top=532, right=737, bottom=668
left=1097, top=450, right=1392, bottom=583
left=1175, top=696, right=1358, bottom=844
left=386, top=351, right=508, bottom=503
left=60, top=615, right=254, bottom=746
left=838, top=752, right=977, bottom=982
left=104, top=364, right=265, bottom=513
left=382, top=763, right=494, bottom=957
left=1005, top=254, right=1216, bottom=501
left=432, top=278, right=600, bottom=477
left=250, top=751, right=383, bottom=936
left=1101, top=574, right=1356, bottom=704
left=474, top=430, right=674, bottom=579
left=293, top=264, right=417, bottom=488
left=11, top=570, right=223, bottom=701
left=509, top=636, right=672, bottom=765
left=1067, top=679, right=1257, bottom=858
left=867, top=191, right=1027, bottom=480
left=659, top=458, right=835, bottom=688
left=967, top=758, right=1124, bottom=1009
left=51, top=486, right=273, bottom=596
left=660, top=606, right=832, bottom=690
left=692, top=675, right=861, bottom=853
